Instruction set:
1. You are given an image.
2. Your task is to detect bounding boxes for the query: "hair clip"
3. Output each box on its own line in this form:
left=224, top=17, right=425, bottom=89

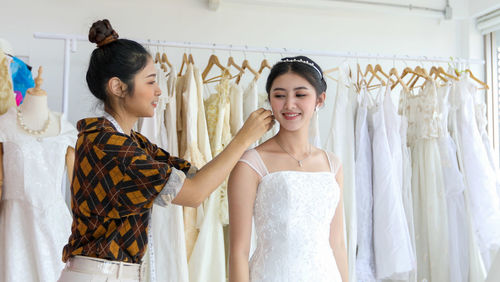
left=278, top=58, right=323, bottom=78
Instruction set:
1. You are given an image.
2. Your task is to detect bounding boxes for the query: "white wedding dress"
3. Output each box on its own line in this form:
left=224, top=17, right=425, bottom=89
left=452, top=74, right=500, bottom=269
left=369, top=85, right=414, bottom=280
left=405, top=80, right=450, bottom=281
left=0, top=107, right=77, bottom=282
left=239, top=149, right=342, bottom=282
left=354, top=87, right=376, bottom=281
left=324, top=65, right=357, bottom=282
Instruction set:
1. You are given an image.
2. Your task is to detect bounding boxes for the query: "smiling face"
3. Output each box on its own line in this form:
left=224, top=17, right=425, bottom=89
left=121, top=58, right=161, bottom=118
left=269, top=72, right=324, bottom=132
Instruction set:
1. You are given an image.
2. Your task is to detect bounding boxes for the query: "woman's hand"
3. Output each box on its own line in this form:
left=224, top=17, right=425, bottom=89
left=235, top=108, right=274, bottom=146
left=172, top=109, right=273, bottom=208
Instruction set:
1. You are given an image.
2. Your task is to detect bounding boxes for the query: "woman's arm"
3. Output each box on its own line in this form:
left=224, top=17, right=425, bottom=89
left=172, top=108, right=273, bottom=207
left=228, top=161, right=259, bottom=282
left=65, top=147, right=75, bottom=183
left=330, top=164, right=349, bottom=282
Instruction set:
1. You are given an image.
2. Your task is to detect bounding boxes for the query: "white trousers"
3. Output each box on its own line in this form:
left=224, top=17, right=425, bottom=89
left=58, top=256, right=145, bottom=282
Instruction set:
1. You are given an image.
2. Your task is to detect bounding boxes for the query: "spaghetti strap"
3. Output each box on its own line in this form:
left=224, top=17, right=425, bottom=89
left=323, top=150, right=334, bottom=173
left=252, top=149, right=270, bottom=176
left=324, top=150, right=341, bottom=176
left=238, top=149, right=269, bottom=179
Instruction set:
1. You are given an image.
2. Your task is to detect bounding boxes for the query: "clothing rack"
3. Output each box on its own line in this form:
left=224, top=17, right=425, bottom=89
left=33, top=32, right=485, bottom=114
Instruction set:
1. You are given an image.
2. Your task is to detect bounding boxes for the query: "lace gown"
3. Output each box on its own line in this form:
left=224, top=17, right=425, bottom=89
left=405, top=80, right=450, bottom=281
left=239, top=149, right=342, bottom=282
left=0, top=107, right=77, bottom=282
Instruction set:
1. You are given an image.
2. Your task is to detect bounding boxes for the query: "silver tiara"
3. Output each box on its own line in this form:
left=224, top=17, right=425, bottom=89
left=278, top=58, right=323, bottom=78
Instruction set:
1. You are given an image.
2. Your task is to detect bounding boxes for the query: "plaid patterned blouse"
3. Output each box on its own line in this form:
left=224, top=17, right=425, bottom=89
left=62, top=117, right=195, bottom=263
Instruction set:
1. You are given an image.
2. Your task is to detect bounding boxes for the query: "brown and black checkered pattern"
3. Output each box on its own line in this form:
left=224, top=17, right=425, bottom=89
left=62, top=117, right=191, bottom=263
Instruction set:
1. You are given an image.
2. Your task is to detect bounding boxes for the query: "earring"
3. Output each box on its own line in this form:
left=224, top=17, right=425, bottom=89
left=315, top=106, right=319, bottom=112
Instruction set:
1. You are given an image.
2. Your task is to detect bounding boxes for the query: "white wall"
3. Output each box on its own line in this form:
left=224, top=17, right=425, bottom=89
left=0, top=0, right=489, bottom=143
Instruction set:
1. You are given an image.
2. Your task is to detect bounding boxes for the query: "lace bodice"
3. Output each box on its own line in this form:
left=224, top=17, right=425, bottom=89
left=0, top=107, right=77, bottom=209
left=239, top=149, right=342, bottom=282
left=404, top=80, right=441, bottom=144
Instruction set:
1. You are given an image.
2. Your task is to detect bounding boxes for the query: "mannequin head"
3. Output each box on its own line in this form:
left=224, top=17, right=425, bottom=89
left=86, top=19, right=156, bottom=117
left=26, top=66, right=47, bottom=96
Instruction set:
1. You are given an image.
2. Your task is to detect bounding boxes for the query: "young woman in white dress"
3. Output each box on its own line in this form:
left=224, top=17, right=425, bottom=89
left=228, top=56, right=348, bottom=282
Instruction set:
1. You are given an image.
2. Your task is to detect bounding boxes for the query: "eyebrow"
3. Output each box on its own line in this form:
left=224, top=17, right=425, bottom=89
left=145, top=73, right=156, bottom=78
left=271, top=86, right=310, bottom=92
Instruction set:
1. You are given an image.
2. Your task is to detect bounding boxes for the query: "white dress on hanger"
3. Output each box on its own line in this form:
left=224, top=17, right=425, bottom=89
left=140, top=64, right=190, bottom=282
left=243, top=79, right=258, bottom=121
left=324, top=65, right=357, bottom=282
left=187, top=76, right=231, bottom=282
left=0, top=107, right=76, bottom=282
left=136, top=62, right=169, bottom=146
left=165, top=67, right=179, bottom=156
left=436, top=83, right=471, bottom=282
left=193, top=65, right=212, bottom=164
left=239, top=149, right=342, bottom=282
left=473, top=88, right=500, bottom=200
left=405, top=80, right=449, bottom=282
left=448, top=79, right=487, bottom=282
left=399, top=88, right=417, bottom=282
left=368, top=85, right=414, bottom=280
left=354, top=87, right=376, bottom=281
left=453, top=74, right=500, bottom=269
left=229, top=82, right=244, bottom=136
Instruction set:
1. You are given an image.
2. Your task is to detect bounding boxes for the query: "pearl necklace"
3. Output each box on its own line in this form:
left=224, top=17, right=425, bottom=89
left=275, top=138, right=312, bottom=167
left=16, top=108, right=51, bottom=135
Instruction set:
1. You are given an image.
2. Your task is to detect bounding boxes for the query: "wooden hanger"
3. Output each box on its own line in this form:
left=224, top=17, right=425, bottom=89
left=408, top=66, right=431, bottom=89
left=374, top=64, right=395, bottom=84
left=161, top=53, right=172, bottom=68
left=388, top=67, right=409, bottom=92
left=178, top=53, right=189, bottom=76
left=227, top=56, right=244, bottom=81
left=364, top=64, right=386, bottom=89
left=399, top=67, right=419, bottom=90
left=154, top=52, right=161, bottom=64
left=429, top=66, right=448, bottom=83
left=465, top=69, right=489, bottom=90
left=323, top=67, right=339, bottom=82
left=356, top=63, right=368, bottom=92
left=202, top=54, right=229, bottom=83
left=236, top=59, right=260, bottom=84
left=258, top=59, right=271, bottom=74
left=437, top=66, right=458, bottom=81
left=188, top=54, right=194, bottom=64
left=160, top=63, right=169, bottom=73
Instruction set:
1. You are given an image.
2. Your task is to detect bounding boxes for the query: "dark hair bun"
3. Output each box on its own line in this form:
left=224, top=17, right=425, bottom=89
left=88, top=19, right=119, bottom=47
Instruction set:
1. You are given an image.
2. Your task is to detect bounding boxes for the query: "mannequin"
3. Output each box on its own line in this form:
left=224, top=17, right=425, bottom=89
left=19, top=66, right=60, bottom=136
left=0, top=65, right=77, bottom=281
left=0, top=67, right=75, bottom=195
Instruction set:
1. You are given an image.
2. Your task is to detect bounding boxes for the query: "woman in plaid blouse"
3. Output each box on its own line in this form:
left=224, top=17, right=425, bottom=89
left=58, top=19, right=274, bottom=282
